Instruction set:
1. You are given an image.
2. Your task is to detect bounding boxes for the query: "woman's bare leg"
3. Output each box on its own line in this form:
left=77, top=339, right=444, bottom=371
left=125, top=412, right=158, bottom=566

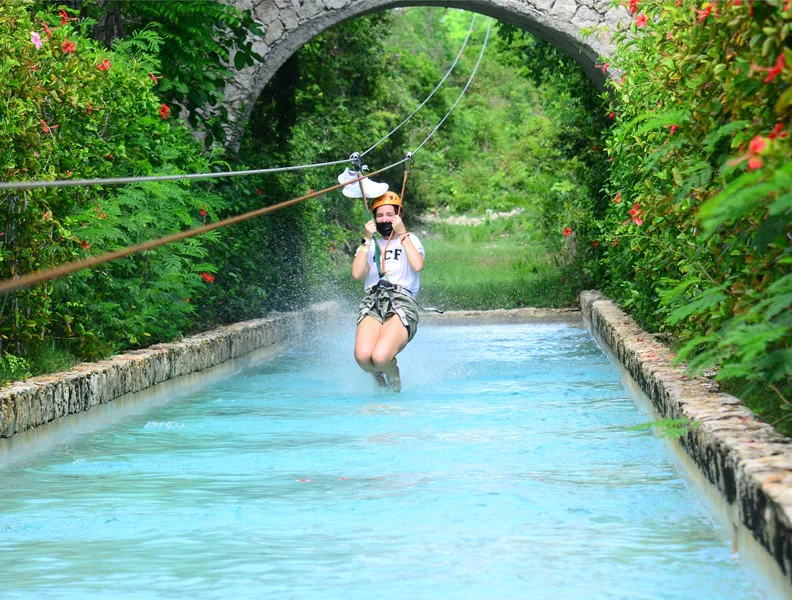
left=355, top=316, right=383, bottom=374
left=371, top=316, right=409, bottom=386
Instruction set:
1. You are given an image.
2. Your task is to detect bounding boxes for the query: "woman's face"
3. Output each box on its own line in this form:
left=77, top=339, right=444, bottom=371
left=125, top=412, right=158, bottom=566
left=375, top=205, right=396, bottom=222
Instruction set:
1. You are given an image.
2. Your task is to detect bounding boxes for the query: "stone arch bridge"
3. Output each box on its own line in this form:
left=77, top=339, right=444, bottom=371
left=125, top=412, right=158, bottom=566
left=222, top=0, right=631, bottom=149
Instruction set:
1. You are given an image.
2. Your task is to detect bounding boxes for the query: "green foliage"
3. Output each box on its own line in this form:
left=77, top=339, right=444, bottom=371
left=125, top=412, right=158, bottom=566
left=0, top=352, right=32, bottom=384
left=1, top=3, right=220, bottom=359
left=629, top=418, right=700, bottom=440
left=42, top=0, right=264, bottom=146
left=592, top=0, right=792, bottom=425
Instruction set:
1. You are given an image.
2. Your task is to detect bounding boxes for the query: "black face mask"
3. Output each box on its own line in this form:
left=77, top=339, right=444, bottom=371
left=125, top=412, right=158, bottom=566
left=376, top=221, right=393, bottom=237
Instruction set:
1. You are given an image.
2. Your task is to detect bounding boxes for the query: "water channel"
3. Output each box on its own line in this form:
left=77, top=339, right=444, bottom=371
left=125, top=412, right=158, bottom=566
left=0, top=319, right=772, bottom=598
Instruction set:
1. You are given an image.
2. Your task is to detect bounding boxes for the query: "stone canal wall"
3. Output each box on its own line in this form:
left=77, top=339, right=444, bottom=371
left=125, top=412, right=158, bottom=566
left=0, top=305, right=334, bottom=438
left=581, top=290, right=792, bottom=585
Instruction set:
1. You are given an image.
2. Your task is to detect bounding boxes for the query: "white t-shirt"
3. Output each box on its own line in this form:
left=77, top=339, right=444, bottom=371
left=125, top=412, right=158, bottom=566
left=363, top=234, right=425, bottom=298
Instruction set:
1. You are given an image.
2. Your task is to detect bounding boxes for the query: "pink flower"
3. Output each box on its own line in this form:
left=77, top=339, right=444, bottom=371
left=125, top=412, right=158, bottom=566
left=159, top=103, right=170, bottom=119
left=747, top=157, right=763, bottom=171
left=562, top=227, right=572, bottom=236
left=149, top=72, right=162, bottom=84
left=61, top=39, right=76, bottom=54
left=629, top=0, right=639, bottom=15
left=669, top=124, right=678, bottom=135
left=635, top=13, right=648, bottom=27
left=97, top=59, right=111, bottom=71
left=748, top=136, right=766, bottom=154
left=599, top=63, right=608, bottom=74
left=30, top=32, right=42, bottom=50
left=614, top=192, right=622, bottom=204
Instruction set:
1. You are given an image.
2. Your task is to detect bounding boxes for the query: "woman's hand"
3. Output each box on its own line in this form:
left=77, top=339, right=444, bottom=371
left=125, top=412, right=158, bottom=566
left=390, top=215, right=406, bottom=236
left=364, top=220, right=376, bottom=240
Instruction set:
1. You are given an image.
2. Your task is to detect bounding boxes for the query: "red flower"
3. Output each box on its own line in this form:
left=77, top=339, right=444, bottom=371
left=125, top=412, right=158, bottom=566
left=628, top=202, right=640, bottom=217
left=42, top=21, right=52, bottom=39
left=752, top=55, right=785, bottom=83
left=620, top=73, right=627, bottom=83
left=255, top=188, right=262, bottom=196
left=613, top=238, right=620, bottom=247
left=106, top=153, right=114, bottom=159
left=592, top=239, right=600, bottom=248
left=748, top=136, right=766, bottom=154
left=199, top=207, right=207, bottom=217
left=693, top=5, right=713, bottom=23
left=59, top=10, right=70, bottom=25
left=608, top=111, right=615, bottom=119
left=635, top=13, right=648, bottom=27
left=747, top=157, right=763, bottom=171
left=629, top=0, right=639, bottom=15
left=598, top=63, right=608, bottom=74
left=43, top=211, right=52, bottom=221
left=97, top=59, right=111, bottom=71
left=669, top=124, right=678, bottom=135
left=614, top=192, right=622, bottom=204
left=562, top=227, right=572, bottom=236
left=149, top=72, right=162, bottom=84
left=769, top=124, right=788, bottom=140
left=158, top=103, right=170, bottom=119
left=40, top=119, right=58, bottom=133
left=201, top=272, right=215, bottom=283
left=61, top=39, right=75, bottom=54
left=81, top=240, right=91, bottom=250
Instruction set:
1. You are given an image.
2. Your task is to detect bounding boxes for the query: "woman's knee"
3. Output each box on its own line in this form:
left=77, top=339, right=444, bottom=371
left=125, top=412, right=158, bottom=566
left=354, top=347, right=374, bottom=366
left=371, top=347, right=395, bottom=369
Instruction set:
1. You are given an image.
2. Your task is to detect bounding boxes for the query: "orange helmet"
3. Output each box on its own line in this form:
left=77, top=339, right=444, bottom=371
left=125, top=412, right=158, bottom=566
left=371, top=191, right=402, bottom=213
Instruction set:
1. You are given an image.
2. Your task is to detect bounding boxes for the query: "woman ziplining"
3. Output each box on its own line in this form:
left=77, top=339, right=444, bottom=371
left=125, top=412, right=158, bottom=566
left=351, top=190, right=424, bottom=393
left=338, top=154, right=425, bottom=392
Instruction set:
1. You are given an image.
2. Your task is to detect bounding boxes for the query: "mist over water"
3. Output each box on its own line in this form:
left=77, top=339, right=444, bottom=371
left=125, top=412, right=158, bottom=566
left=0, top=317, right=770, bottom=599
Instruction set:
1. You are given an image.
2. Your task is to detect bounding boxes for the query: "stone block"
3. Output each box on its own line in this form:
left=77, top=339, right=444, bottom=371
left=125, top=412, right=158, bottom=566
left=0, top=394, right=15, bottom=437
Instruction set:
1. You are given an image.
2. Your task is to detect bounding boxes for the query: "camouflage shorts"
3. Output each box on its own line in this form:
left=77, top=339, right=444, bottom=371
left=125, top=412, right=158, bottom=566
left=357, top=290, right=420, bottom=342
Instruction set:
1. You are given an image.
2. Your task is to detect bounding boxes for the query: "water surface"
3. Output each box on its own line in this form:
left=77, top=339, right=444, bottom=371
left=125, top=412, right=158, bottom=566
left=0, top=321, right=767, bottom=599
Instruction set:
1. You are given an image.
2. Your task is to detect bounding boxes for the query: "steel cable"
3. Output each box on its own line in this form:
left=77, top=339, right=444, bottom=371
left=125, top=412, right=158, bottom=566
left=360, top=12, right=477, bottom=158
left=412, top=18, right=492, bottom=155
left=0, top=158, right=408, bottom=295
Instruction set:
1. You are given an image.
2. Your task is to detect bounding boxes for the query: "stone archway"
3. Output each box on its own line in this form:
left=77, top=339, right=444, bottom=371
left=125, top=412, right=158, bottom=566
left=223, top=0, right=630, bottom=149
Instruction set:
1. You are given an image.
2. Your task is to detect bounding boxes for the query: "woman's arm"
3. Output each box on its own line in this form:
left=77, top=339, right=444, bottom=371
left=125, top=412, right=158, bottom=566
left=352, top=220, right=376, bottom=280
left=392, top=216, right=424, bottom=272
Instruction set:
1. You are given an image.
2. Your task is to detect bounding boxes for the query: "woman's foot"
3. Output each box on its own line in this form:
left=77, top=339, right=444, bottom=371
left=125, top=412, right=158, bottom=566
left=387, top=371, right=401, bottom=393
left=373, top=371, right=388, bottom=387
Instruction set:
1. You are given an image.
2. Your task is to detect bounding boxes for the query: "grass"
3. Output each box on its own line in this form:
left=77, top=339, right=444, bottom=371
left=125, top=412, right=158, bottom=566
left=331, top=214, right=584, bottom=311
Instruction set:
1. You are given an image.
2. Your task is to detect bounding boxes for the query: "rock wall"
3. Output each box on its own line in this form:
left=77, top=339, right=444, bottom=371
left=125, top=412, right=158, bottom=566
left=0, top=306, right=332, bottom=439
left=581, top=290, right=792, bottom=585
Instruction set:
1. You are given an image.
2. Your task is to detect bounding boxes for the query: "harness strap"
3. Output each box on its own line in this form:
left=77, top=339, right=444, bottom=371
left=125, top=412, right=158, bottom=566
left=365, top=279, right=410, bottom=328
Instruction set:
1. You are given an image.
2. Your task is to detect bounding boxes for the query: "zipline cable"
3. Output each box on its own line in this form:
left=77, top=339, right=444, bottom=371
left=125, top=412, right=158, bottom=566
left=359, top=12, right=477, bottom=158
left=412, top=18, right=492, bottom=155
left=0, top=158, right=409, bottom=295
left=0, top=157, right=352, bottom=192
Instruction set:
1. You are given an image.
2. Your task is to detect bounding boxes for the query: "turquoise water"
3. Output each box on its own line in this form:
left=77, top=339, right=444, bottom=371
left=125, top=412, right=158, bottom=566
left=0, top=321, right=768, bottom=599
